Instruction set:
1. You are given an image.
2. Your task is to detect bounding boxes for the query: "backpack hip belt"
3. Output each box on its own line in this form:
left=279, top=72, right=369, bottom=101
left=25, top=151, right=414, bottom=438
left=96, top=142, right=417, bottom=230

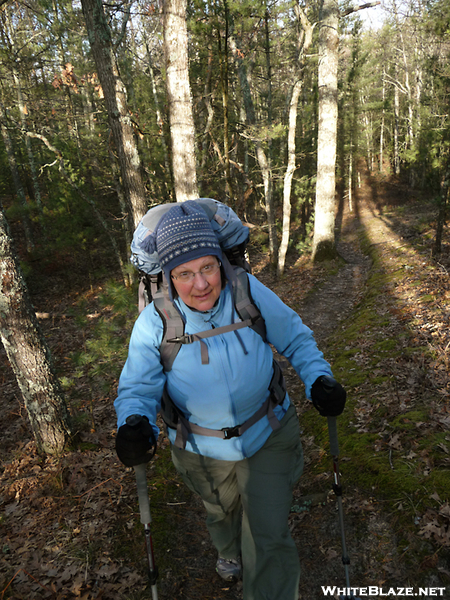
left=162, top=359, right=287, bottom=450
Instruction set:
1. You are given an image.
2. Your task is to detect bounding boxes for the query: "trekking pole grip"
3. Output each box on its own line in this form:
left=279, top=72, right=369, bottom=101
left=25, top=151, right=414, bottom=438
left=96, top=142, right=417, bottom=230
left=134, top=463, right=151, bottom=524
left=327, top=416, right=339, bottom=457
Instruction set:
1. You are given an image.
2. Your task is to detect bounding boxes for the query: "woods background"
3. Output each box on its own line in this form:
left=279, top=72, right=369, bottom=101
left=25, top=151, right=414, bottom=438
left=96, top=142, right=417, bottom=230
left=2, top=0, right=449, bottom=276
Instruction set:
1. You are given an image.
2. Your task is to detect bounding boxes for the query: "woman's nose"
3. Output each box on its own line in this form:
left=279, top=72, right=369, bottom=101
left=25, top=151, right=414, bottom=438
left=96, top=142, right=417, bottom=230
left=192, top=272, right=209, bottom=289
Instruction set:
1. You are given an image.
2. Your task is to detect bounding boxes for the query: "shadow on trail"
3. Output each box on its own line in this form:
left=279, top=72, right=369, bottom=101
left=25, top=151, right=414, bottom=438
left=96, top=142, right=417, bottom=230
left=355, top=169, right=435, bottom=245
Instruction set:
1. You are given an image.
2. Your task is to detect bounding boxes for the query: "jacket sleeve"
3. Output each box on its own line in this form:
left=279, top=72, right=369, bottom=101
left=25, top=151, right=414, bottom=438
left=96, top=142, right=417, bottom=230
left=114, top=304, right=166, bottom=436
left=248, top=274, right=333, bottom=399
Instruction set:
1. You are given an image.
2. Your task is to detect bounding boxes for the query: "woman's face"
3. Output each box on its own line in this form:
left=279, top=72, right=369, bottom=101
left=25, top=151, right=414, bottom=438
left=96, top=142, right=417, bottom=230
left=171, top=255, right=222, bottom=312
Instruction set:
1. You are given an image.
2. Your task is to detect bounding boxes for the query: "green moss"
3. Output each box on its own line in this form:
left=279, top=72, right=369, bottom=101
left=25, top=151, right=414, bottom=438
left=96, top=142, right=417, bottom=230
left=373, top=338, right=400, bottom=354
left=389, top=410, right=429, bottom=430
left=77, top=442, right=100, bottom=452
left=308, top=212, right=450, bottom=564
left=426, top=467, right=450, bottom=499
left=419, top=294, right=435, bottom=303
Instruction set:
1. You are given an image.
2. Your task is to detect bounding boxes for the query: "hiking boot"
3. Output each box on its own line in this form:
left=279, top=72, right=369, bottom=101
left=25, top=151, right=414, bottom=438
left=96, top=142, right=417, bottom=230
left=216, top=556, right=242, bottom=581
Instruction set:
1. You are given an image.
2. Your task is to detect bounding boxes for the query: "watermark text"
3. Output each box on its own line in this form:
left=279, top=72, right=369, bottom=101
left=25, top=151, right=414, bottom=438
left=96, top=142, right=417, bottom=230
left=321, top=586, right=446, bottom=597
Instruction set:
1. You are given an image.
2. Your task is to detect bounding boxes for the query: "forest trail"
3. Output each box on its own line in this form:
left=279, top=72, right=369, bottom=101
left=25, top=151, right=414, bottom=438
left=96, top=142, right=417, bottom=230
left=1, top=172, right=449, bottom=600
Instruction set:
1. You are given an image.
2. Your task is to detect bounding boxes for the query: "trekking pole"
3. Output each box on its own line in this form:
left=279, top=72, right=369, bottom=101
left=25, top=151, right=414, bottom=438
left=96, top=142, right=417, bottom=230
left=327, top=416, right=361, bottom=600
left=134, top=463, right=159, bottom=600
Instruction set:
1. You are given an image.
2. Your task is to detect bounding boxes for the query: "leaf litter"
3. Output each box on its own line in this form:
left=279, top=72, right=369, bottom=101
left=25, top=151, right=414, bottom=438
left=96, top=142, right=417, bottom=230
left=1, top=170, right=450, bottom=599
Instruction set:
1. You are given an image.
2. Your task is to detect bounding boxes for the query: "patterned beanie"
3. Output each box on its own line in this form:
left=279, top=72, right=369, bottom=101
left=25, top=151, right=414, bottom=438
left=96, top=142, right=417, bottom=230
left=140, top=200, right=222, bottom=283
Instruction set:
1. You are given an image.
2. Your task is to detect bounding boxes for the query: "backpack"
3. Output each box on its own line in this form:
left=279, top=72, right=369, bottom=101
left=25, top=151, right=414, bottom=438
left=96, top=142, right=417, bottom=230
left=131, top=198, right=266, bottom=370
left=131, top=198, right=251, bottom=311
left=130, top=198, right=286, bottom=448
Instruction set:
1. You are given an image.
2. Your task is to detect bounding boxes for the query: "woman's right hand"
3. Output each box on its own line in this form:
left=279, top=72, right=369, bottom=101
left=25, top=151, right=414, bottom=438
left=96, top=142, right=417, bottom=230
left=115, top=415, right=156, bottom=467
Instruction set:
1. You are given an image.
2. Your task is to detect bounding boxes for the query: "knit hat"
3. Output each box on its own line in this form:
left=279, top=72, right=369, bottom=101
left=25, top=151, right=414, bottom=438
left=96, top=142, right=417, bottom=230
left=139, top=200, right=222, bottom=283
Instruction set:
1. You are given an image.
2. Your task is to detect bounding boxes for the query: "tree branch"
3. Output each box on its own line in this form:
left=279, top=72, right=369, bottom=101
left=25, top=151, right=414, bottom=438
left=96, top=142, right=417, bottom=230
left=113, top=1, right=132, bottom=52
left=340, top=2, right=381, bottom=18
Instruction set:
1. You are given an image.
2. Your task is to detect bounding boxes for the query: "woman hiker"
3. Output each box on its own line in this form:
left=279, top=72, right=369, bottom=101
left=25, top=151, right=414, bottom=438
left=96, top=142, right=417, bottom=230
left=114, top=200, right=346, bottom=600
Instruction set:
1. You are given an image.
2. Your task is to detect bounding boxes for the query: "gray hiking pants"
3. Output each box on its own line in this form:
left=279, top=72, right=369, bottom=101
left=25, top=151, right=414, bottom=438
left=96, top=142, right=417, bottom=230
left=171, top=404, right=304, bottom=600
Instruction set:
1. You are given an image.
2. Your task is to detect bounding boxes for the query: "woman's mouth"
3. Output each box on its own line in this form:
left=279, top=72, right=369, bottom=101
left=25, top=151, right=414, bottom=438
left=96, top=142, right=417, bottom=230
left=195, top=291, right=211, bottom=300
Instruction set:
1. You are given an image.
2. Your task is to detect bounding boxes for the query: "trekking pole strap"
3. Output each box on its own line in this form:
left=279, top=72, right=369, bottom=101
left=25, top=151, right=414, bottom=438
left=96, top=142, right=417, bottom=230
left=134, top=463, right=151, bottom=524
left=327, top=416, right=339, bottom=456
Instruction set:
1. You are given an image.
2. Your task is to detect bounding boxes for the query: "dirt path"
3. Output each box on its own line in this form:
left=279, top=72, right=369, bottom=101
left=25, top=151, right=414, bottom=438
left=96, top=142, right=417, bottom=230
left=293, top=188, right=405, bottom=599
left=300, top=212, right=372, bottom=345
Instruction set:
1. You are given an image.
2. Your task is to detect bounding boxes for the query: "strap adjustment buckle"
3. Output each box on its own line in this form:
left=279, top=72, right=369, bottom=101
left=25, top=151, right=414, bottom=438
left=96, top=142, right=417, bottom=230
left=221, top=425, right=241, bottom=439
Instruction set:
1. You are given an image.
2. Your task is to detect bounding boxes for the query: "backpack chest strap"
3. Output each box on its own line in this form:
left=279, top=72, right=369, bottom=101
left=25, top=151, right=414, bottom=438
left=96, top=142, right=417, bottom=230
left=167, top=318, right=254, bottom=365
left=154, top=265, right=265, bottom=371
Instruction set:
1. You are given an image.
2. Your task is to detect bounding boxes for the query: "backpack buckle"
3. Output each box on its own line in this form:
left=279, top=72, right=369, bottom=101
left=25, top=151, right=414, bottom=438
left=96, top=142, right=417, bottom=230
left=221, top=425, right=241, bottom=439
left=167, top=334, right=195, bottom=344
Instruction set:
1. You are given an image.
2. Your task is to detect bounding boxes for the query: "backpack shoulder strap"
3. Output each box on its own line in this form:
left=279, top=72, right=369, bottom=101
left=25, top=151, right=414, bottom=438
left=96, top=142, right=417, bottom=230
left=232, top=267, right=267, bottom=342
left=153, top=288, right=185, bottom=372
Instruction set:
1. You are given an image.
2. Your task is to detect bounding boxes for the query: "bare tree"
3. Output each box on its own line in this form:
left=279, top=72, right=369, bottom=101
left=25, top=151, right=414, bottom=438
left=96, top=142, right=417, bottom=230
left=229, top=33, right=277, bottom=263
left=0, top=97, right=34, bottom=252
left=312, top=0, right=380, bottom=261
left=312, top=0, right=339, bottom=261
left=278, top=4, right=314, bottom=276
left=2, top=6, right=45, bottom=226
left=163, top=0, right=199, bottom=202
left=81, top=0, right=148, bottom=227
left=0, top=208, right=73, bottom=455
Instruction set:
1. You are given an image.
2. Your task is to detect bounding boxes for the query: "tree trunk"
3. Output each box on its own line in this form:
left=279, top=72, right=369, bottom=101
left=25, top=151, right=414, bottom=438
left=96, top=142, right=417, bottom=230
left=393, top=63, right=400, bottom=176
left=145, top=37, right=173, bottom=200
left=163, top=0, right=199, bottom=202
left=433, top=166, right=449, bottom=257
left=0, top=208, right=73, bottom=454
left=11, top=67, right=45, bottom=221
left=312, top=0, right=339, bottom=262
left=278, top=80, right=302, bottom=276
left=81, top=0, right=148, bottom=227
left=200, top=47, right=216, bottom=174
left=218, top=0, right=234, bottom=204
left=348, top=130, right=353, bottom=212
left=362, top=107, right=373, bottom=172
left=229, top=34, right=277, bottom=262
left=277, top=4, right=314, bottom=276
left=379, top=69, right=385, bottom=172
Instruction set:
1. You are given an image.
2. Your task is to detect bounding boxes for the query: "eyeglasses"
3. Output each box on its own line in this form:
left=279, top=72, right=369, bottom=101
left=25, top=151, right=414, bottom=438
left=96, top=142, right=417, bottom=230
left=171, top=261, right=221, bottom=283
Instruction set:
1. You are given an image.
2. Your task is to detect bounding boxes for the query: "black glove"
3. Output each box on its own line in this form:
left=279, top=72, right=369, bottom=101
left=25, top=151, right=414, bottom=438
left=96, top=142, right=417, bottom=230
left=116, top=415, right=156, bottom=467
left=311, top=375, right=346, bottom=417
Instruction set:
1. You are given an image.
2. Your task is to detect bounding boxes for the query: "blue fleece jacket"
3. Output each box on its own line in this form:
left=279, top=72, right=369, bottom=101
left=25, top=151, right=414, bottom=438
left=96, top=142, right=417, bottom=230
left=114, top=274, right=333, bottom=461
